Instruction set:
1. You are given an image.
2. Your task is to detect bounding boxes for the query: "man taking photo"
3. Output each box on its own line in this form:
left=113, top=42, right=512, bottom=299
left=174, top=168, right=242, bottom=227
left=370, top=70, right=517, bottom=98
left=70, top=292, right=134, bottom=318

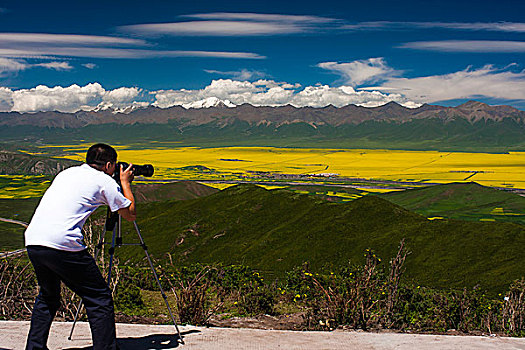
left=24, top=143, right=136, bottom=350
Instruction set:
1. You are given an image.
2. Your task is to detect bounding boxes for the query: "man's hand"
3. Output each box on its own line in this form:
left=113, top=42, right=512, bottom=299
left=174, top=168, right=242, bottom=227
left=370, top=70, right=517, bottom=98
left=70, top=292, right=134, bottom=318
left=120, top=163, right=135, bottom=184
left=118, top=163, right=136, bottom=221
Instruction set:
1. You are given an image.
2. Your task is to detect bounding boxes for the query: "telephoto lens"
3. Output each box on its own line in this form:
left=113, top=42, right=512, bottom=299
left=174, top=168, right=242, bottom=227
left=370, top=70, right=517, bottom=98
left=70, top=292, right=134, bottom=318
left=117, top=162, right=154, bottom=177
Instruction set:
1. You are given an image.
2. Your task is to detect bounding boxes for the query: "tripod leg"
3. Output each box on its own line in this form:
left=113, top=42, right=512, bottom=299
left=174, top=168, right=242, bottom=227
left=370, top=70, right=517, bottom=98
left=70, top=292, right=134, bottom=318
left=107, top=223, right=118, bottom=285
left=133, top=221, right=185, bottom=344
left=68, top=225, right=116, bottom=340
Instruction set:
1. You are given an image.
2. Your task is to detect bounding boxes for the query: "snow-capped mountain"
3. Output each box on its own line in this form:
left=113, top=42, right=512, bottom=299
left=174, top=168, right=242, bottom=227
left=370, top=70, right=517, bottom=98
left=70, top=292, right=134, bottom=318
left=181, top=97, right=236, bottom=109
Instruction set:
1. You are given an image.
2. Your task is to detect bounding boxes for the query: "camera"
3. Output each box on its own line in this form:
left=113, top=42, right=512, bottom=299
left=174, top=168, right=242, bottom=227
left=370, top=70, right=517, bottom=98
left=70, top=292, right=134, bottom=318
left=115, top=162, right=154, bottom=178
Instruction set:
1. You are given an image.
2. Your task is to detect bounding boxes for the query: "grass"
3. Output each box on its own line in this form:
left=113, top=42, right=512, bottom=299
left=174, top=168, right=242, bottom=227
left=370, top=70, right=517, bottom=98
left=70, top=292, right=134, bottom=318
left=132, top=181, right=218, bottom=202
left=381, top=182, right=525, bottom=225
left=138, top=290, right=177, bottom=320
left=283, top=184, right=365, bottom=202
left=0, top=198, right=40, bottom=222
left=0, top=221, right=25, bottom=252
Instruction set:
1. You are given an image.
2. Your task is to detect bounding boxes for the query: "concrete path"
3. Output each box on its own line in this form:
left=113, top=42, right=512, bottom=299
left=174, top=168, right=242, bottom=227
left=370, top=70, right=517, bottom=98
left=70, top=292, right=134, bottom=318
left=2, top=321, right=525, bottom=349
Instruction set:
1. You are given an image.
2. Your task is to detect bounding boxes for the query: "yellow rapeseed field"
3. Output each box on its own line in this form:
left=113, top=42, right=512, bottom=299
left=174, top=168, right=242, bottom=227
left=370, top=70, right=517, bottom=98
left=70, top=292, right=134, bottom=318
left=0, top=175, right=51, bottom=199
left=53, top=146, right=525, bottom=189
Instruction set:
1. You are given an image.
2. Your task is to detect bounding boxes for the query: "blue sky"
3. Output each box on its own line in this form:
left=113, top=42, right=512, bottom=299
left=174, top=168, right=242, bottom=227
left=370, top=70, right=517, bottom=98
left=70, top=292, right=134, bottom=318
left=0, top=0, right=524, bottom=112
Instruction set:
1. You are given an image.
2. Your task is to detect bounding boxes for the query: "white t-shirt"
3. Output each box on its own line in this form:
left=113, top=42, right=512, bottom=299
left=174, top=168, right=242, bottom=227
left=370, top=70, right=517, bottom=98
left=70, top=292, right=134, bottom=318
left=25, top=164, right=132, bottom=251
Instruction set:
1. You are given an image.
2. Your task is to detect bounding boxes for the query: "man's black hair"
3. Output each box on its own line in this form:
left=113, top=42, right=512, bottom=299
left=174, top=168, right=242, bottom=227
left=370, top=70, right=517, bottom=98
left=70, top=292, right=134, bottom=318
left=86, top=143, right=117, bottom=167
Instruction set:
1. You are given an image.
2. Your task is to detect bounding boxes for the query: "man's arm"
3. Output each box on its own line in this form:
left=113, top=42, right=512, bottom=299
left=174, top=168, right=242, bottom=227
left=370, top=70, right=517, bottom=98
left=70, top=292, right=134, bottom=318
left=118, top=164, right=136, bottom=221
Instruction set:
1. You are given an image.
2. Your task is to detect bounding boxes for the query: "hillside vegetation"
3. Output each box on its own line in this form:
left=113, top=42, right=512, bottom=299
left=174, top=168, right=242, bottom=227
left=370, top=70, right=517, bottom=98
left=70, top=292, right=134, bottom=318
left=0, top=198, right=40, bottom=222
left=381, top=182, right=525, bottom=225
left=0, top=149, right=79, bottom=175
left=132, top=181, right=218, bottom=202
left=115, top=184, right=525, bottom=294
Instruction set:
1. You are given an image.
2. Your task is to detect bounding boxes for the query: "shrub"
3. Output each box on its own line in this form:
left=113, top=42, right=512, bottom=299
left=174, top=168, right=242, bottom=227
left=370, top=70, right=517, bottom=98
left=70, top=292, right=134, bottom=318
left=115, top=279, right=145, bottom=314
left=0, top=256, right=37, bottom=320
left=236, top=282, right=276, bottom=316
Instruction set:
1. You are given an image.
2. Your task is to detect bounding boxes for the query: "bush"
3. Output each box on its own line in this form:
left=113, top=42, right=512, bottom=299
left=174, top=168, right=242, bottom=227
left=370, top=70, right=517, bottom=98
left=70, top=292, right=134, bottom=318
left=3, top=243, right=525, bottom=336
left=0, top=256, right=37, bottom=320
left=115, top=280, right=145, bottom=314
left=236, top=282, right=276, bottom=316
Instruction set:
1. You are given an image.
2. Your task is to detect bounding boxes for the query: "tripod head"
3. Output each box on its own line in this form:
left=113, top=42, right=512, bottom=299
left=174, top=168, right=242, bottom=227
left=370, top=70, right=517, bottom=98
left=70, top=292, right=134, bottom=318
left=105, top=207, right=119, bottom=231
left=105, top=207, right=122, bottom=246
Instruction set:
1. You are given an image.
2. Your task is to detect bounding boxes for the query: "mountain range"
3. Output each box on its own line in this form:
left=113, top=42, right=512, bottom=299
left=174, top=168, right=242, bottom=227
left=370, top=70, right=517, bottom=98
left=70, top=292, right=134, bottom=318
left=1, top=100, right=524, bottom=128
left=1, top=100, right=524, bottom=150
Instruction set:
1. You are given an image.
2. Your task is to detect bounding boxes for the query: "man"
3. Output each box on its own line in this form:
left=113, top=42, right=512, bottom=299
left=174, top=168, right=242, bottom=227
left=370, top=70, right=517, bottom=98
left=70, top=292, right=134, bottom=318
left=24, top=143, right=136, bottom=350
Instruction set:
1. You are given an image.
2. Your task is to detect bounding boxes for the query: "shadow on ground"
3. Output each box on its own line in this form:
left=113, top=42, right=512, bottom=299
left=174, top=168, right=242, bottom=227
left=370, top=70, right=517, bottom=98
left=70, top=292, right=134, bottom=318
left=64, top=330, right=200, bottom=350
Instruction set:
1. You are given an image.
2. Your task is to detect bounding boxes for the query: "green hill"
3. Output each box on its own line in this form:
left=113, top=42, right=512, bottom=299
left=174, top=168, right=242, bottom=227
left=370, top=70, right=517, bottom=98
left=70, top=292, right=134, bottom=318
left=283, top=184, right=365, bottom=202
left=116, top=184, right=525, bottom=294
left=380, top=182, right=525, bottom=225
left=132, top=181, right=218, bottom=202
left=0, top=149, right=79, bottom=175
left=0, top=198, right=40, bottom=223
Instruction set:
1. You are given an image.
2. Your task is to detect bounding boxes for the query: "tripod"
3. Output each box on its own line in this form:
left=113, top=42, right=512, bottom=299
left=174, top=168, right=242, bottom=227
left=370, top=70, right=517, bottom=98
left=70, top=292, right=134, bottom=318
left=68, top=208, right=184, bottom=345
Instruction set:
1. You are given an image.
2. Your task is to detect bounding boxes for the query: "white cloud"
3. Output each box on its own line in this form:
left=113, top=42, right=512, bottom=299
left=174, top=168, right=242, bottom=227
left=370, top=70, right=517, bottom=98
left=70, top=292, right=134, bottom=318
left=0, top=57, right=29, bottom=75
left=7, top=83, right=106, bottom=113
left=0, top=32, right=263, bottom=60
left=120, top=12, right=339, bottom=36
left=0, top=33, right=145, bottom=45
left=121, top=21, right=307, bottom=36
left=0, top=84, right=150, bottom=113
left=34, top=61, right=73, bottom=70
left=185, top=13, right=336, bottom=24
left=0, top=57, right=72, bottom=76
left=103, top=87, right=141, bottom=105
left=5, top=64, right=525, bottom=113
left=343, top=21, right=525, bottom=33
left=0, top=87, right=13, bottom=110
left=398, top=40, right=525, bottom=53
left=318, top=58, right=525, bottom=104
left=0, top=47, right=264, bottom=59
left=152, top=79, right=418, bottom=108
left=204, top=68, right=266, bottom=80
left=82, top=63, right=97, bottom=69
left=317, top=58, right=400, bottom=86
left=96, top=87, right=146, bottom=112
left=366, top=64, right=525, bottom=103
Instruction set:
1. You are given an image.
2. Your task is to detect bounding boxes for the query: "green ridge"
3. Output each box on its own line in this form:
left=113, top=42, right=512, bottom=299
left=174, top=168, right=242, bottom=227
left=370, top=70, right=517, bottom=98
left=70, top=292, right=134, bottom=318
left=0, top=149, right=79, bottom=175
left=381, top=182, right=525, bottom=225
left=132, top=181, right=218, bottom=202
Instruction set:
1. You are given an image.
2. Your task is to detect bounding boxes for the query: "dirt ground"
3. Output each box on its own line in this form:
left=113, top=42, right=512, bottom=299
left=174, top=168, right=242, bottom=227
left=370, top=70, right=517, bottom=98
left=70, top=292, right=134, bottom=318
left=2, top=321, right=525, bottom=350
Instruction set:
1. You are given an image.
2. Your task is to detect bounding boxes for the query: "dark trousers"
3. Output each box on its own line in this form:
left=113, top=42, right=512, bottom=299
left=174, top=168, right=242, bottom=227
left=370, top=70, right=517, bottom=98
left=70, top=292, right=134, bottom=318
left=26, top=245, right=117, bottom=350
